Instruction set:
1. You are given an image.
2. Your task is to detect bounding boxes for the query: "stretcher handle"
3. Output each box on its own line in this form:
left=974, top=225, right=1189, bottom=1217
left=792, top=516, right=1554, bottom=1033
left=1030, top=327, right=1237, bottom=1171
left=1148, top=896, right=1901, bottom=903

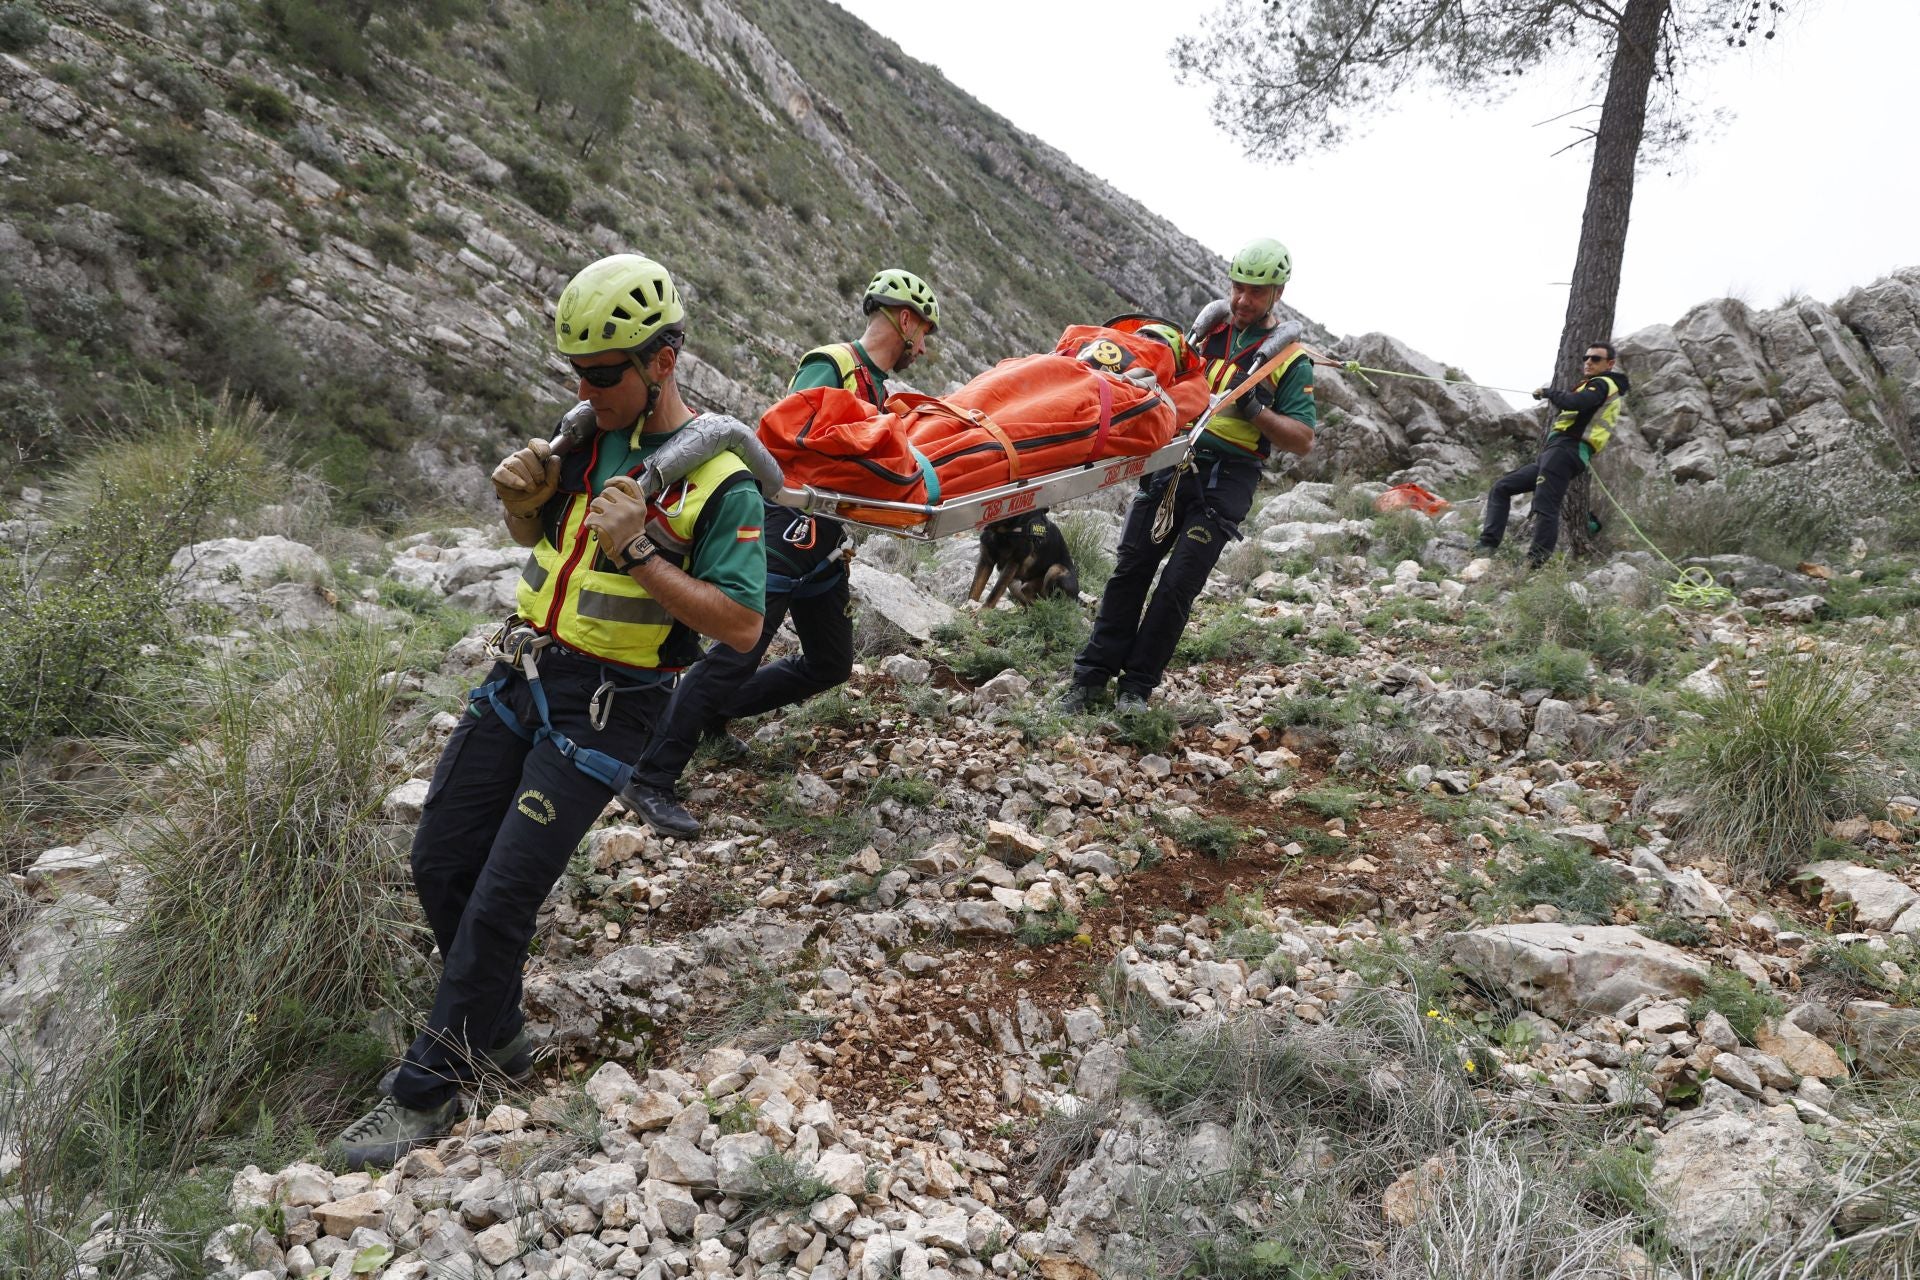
left=1187, top=326, right=1306, bottom=440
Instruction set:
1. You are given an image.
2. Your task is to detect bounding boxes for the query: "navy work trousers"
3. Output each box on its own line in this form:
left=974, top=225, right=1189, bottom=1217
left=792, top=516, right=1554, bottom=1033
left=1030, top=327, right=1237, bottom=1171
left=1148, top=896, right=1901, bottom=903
left=392, top=653, right=664, bottom=1110
left=1480, top=440, right=1584, bottom=565
left=632, top=515, right=853, bottom=794
left=1073, top=455, right=1260, bottom=699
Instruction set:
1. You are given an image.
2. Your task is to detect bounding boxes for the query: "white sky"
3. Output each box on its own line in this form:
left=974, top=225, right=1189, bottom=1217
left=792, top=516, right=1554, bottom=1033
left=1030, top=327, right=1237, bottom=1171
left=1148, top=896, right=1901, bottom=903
left=834, top=0, right=1916, bottom=407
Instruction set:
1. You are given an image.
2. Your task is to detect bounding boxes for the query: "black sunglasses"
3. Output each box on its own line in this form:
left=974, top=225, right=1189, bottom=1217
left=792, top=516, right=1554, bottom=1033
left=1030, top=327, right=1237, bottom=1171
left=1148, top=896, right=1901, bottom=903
left=572, top=361, right=633, bottom=388
left=1582, top=354, right=1610, bottom=363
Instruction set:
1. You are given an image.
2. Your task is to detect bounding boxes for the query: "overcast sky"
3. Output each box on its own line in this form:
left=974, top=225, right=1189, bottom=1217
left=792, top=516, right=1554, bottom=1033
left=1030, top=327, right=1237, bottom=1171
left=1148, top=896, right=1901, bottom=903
left=833, top=0, right=1916, bottom=407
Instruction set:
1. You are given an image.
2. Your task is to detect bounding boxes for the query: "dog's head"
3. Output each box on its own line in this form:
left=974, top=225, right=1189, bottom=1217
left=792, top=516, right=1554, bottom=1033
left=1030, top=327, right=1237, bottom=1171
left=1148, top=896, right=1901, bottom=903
left=979, top=516, right=1033, bottom=560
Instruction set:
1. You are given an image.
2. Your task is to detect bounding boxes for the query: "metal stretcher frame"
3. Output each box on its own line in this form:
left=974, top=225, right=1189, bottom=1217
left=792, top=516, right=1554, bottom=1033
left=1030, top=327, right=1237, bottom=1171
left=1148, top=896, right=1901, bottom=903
left=766, top=419, right=1207, bottom=542
left=757, top=336, right=1320, bottom=542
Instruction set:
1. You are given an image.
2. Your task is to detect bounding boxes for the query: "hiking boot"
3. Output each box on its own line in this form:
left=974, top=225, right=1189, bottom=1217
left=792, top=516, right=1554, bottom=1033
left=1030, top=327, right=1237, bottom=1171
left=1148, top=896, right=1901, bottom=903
left=335, top=1094, right=460, bottom=1171
left=379, top=1027, right=535, bottom=1097
left=1056, top=682, right=1106, bottom=714
left=1114, top=690, right=1150, bottom=712
left=620, top=781, right=701, bottom=838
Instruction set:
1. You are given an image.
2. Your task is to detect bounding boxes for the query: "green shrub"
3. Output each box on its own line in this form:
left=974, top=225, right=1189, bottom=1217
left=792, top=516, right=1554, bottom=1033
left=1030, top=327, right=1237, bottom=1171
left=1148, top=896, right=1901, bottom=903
left=1482, top=639, right=1592, bottom=696
left=1054, top=511, right=1115, bottom=596
left=366, top=221, right=415, bottom=267
left=1497, top=567, right=1670, bottom=679
left=225, top=76, right=297, bottom=128
left=265, top=0, right=372, bottom=80
left=1685, top=967, right=1785, bottom=1044
left=1484, top=840, right=1626, bottom=924
left=1804, top=934, right=1920, bottom=1005
left=9, top=628, right=424, bottom=1275
left=1662, top=651, right=1913, bottom=885
left=0, top=2, right=49, bottom=52
left=508, top=154, right=572, bottom=219
left=1640, top=913, right=1710, bottom=947
left=1297, top=784, right=1365, bottom=819
left=1107, top=703, right=1178, bottom=752
left=1016, top=907, right=1082, bottom=946
left=732, top=1152, right=834, bottom=1219
left=1370, top=509, right=1432, bottom=566
left=1312, top=626, right=1359, bottom=657
left=132, top=123, right=206, bottom=180
left=135, top=55, right=214, bottom=119
left=1613, top=465, right=1861, bottom=567
left=0, top=394, right=281, bottom=750
left=1175, top=607, right=1300, bottom=666
left=933, top=594, right=1086, bottom=683
left=1156, top=812, right=1250, bottom=862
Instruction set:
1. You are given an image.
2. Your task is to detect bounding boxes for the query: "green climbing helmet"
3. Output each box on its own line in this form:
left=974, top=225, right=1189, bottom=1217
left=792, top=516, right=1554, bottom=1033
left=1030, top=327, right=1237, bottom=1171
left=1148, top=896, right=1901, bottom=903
left=861, top=268, right=940, bottom=332
left=1229, top=238, right=1292, bottom=288
left=553, top=254, right=685, bottom=356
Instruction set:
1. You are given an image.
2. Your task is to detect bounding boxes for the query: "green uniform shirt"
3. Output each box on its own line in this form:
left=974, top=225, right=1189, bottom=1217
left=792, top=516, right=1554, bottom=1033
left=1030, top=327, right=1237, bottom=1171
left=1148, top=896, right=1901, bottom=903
left=1195, top=349, right=1317, bottom=464
left=789, top=341, right=890, bottom=396
left=588, top=424, right=766, bottom=615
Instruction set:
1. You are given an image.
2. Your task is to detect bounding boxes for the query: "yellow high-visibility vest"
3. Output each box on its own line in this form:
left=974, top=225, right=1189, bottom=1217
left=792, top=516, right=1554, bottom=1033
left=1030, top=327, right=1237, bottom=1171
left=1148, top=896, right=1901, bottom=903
left=516, top=451, right=754, bottom=671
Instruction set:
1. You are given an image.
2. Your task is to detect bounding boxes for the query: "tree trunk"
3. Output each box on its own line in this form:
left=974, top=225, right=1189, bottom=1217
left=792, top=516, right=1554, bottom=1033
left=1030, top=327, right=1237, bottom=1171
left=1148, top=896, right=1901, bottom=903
left=1557, top=0, right=1669, bottom=557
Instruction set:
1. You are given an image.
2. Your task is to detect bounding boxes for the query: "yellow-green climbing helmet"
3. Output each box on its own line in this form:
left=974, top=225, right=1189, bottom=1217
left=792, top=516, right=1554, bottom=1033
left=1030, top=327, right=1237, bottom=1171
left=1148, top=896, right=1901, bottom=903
left=861, top=268, right=940, bottom=331
left=553, top=254, right=685, bottom=356
left=1229, top=238, right=1292, bottom=287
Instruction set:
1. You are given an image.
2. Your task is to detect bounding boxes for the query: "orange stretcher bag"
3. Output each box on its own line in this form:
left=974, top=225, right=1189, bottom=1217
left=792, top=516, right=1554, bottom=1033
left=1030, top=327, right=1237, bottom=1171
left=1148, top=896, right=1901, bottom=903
left=1373, top=483, right=1452, bottom=517
left=759, top=322, right=1210, bottom=523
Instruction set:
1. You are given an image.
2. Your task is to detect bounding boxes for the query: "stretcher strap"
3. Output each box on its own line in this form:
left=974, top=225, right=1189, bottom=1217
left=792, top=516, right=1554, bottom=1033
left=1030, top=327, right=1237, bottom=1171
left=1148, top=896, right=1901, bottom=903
left=908, top=446, right=941, bottom=505
left=1085, top=375, right=1114, bottom=464
left=978, top=418, right=1022, bottom=482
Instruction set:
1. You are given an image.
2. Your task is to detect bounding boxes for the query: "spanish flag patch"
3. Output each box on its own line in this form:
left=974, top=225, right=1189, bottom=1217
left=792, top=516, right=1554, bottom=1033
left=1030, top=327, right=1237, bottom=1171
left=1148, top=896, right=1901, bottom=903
left=737, top=527, right=762, bottom=542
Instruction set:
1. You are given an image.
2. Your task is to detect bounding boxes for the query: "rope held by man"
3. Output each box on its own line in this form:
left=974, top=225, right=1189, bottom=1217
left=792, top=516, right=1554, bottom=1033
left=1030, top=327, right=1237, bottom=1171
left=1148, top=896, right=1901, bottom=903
left=1317, top=356, right=1735, bottom=608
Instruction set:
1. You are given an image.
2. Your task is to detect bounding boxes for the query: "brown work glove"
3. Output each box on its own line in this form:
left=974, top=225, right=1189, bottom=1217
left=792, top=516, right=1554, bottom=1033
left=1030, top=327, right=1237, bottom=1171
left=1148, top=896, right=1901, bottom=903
left=584, top=476, right=655, bottom=569
left=492, top=438, right=559, bottom=518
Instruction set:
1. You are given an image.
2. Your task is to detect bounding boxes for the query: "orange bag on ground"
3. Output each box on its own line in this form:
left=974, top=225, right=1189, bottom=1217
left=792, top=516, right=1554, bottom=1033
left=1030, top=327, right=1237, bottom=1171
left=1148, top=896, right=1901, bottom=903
left=1374, top=483, right=1451, bottom=516
left=760, top=322, right=1209, bottom=518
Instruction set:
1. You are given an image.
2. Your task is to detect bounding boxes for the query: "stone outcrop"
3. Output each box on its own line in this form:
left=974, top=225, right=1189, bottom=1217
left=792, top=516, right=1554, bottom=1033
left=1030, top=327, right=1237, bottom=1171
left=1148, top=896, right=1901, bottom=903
left=1614, top=272, right=1920, bottom=485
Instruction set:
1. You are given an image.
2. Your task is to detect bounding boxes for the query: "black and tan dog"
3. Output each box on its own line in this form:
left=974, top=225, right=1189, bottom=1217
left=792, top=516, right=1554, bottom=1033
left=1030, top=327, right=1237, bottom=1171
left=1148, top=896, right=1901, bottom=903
left=969, top=510, right=1079, bottom=607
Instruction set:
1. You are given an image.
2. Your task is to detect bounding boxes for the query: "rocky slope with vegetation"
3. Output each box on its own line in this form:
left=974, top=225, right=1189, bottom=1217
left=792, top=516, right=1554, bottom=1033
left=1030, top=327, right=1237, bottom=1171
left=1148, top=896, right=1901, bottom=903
left=4, top=404, right=1919, bottom=1277
left=5, top=3, right=1920, bottom=1280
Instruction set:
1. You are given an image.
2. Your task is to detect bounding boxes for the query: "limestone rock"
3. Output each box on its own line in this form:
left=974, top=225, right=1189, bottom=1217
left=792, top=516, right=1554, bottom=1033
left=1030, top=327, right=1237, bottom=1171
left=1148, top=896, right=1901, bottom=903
left=1651, top=1107, right=1822, bottom=1255
left=1752, top=1017, right=1846, bottom=1081
left=1447, top=924, right=1708, bottom=1022
left=1799, top=861, right=1919, bottom=931
left=848, top=563, right=955, bottom=642
left=1840, top=1001, right=1920, bottom=1079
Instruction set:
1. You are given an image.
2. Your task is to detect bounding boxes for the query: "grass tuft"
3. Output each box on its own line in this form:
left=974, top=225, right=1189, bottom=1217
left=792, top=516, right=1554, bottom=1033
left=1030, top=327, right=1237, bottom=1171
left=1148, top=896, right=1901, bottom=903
left=1661, top=651, right=1915, bottom=885
left=7, top=625, right=426, bottom=1276
left=1685, top=967, right=1786, bottom=1045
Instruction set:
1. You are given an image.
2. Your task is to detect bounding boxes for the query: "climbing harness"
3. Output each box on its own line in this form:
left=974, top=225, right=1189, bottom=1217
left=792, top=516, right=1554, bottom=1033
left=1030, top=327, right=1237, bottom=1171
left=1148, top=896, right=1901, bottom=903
left=1335, top=359, right=1736, bottom=609
left=469, top=621, right=655, bottom=790
left=767, top=554, right=849, bottom=600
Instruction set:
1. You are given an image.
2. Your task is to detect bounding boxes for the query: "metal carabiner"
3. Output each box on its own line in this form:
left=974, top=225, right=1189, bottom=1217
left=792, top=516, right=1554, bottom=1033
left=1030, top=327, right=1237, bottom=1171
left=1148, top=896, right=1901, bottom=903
left=588, top=679, right=616, bottom=731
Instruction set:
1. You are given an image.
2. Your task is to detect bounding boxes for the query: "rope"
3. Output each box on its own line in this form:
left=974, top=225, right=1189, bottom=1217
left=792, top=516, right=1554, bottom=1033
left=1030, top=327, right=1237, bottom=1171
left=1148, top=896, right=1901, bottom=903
left=1585, top=470, right=1736, bottom=608
left=1326, top=359, right=1537, bottom=399
left=1331, top=357, right=1735, bottom=609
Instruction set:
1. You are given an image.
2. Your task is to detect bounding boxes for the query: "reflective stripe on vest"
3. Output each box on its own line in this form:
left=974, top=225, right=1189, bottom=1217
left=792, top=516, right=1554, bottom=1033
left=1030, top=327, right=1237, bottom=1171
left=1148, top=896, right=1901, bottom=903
left=1552, top=373, right=1622, bottom=454
left=515, top=448, right=753, bottom=671
left=1201, top=342, right=1312, bottom=453
left=798, top=343, right=883, bottom=407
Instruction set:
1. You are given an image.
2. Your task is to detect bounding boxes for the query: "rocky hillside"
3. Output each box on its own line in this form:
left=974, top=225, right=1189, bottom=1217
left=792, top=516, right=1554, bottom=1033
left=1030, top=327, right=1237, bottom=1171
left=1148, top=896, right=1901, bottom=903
left=7, top=460, right=1920, bottom=1277
left=0, top=0, right=1554, bottom=516
left=1610, top=270, right=1920, bottom=484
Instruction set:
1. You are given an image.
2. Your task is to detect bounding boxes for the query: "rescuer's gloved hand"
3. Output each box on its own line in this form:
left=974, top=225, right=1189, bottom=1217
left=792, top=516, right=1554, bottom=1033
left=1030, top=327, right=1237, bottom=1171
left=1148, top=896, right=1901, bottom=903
left=493, top=439, right=559, bottom=518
